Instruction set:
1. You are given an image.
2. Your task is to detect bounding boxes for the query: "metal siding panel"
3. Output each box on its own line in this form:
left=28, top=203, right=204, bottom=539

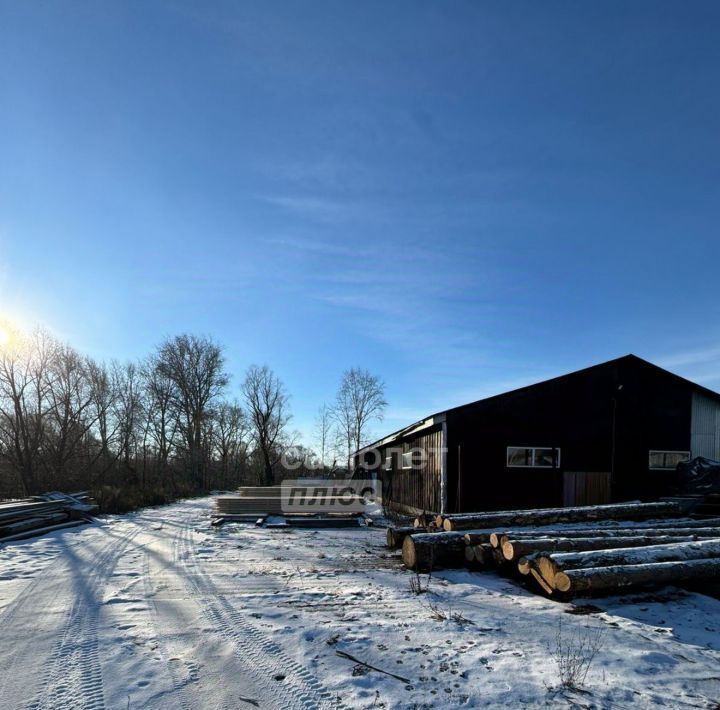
left=691, top=392, right=720, bottom=459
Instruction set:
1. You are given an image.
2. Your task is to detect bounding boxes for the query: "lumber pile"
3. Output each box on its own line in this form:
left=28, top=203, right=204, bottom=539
left=236, top=486, right=284, bottom=498
left=216, top=496, right=286, bottom=516
left=0, top=491, right=96, bottom=544
left=213, top=486, right=366, bottom=528
left=389, top=500, right=720, bottom=596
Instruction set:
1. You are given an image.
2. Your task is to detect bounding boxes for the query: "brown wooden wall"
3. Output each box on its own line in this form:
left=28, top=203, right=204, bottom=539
left=563, top=471, right=612, bottom=506
left=375, top=426, right=443, bottom=514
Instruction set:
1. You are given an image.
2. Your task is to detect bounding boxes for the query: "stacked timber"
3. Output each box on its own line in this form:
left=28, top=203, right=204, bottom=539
left=535, top=539, right=720, bottom=593
left=551, top=559, right=720, bottom=594
left=0, top=492, right=96, bottom=544
left=390, top=500, right=720, bottom=597
left=216, top=496, right=286, bottom=516
left=214, top=487, right=366, bottom=528
left=237, top=486, right=283, bottom=498
left=438, top=501, right=683, bottom=531
left=501, top=535, right=705, bottom=562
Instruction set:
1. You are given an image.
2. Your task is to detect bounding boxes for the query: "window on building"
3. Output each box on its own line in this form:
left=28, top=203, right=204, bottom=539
left=648, top=450, right=690, bottom=470
left=401, top=452, right=413, bottom=469
left=506, top=446, right=560, bottom=468
left=383, top=455, right=392, bottom=471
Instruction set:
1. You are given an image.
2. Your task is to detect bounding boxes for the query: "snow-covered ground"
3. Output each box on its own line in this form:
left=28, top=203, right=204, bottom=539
left=0, top=498, right=719, bottom=709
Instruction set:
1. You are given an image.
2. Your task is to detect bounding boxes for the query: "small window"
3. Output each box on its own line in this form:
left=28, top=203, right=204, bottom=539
left=383, top=455, right=392, bottom=471
left=401, top=452, right=413, bottom=469
left=507, top=447, right=532, bottom=467
left=507, top=446, right=560, bottom=468
left=534, top=448, right=557, bottom=468
left=649, top=450, right=690, bottom=470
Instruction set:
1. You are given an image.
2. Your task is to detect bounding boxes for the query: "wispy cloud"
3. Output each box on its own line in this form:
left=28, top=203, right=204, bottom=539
left=258, top=154, right=371, bottom=189
left=690, top=370, right=720, bottom=385
left=256, top=195, right=354, bottom=223
left=265, top=235, right=374, bottom=259
left=652, top=343, right=720, bottom=393
left=657, top=345, right=720, bottom=369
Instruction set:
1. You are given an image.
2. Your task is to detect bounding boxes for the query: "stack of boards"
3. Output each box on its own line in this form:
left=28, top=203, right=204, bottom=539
left=213, top=486, right=367, bottom=528
left=0, top=491, right=97, bottom=544
left=388, top=500, right=720, bottom=598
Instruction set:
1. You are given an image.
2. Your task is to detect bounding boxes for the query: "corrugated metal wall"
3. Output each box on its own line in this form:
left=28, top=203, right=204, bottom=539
left=691, top=392, right=720, bottom=460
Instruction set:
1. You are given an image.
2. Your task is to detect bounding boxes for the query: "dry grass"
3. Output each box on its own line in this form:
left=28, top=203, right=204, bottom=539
left=551, top=620, right=605, bottom=689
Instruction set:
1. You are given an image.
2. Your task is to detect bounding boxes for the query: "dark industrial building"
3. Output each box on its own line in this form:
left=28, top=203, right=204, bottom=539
left=354, top=355, right=720, bottom=516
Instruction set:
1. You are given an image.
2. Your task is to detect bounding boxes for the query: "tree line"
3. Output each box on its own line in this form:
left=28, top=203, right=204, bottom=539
left=0, top=327, right=386, bottom=511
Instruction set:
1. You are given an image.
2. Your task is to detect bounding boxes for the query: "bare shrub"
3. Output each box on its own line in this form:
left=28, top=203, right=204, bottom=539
left=409, top=544, right=433, bottom=595
left=551, top=620, right=605, bottom=689
left=409, top=569, right=431, bottom=595
left=423, top=600, right=474, bottom=625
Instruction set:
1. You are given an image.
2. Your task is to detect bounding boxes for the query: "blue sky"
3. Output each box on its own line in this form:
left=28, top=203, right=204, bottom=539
left=1, top=1, right=719, bottom=442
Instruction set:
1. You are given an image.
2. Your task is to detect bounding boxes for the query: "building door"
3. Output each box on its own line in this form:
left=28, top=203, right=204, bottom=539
left=563, top=471, right=611, bottom=506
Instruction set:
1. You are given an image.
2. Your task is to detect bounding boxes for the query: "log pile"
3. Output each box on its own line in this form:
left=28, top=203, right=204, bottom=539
left=436, top=501, right=683, bottom=531
left=0, top=491, right=97, bottom=544
left=390, top=500, right=720, bottom=597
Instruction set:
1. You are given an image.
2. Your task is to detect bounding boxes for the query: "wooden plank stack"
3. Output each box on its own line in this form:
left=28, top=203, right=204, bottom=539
left=0, top=491, right=97, bottom=544
left=214, top=486, right=366, bottom=528
left=390, top=501, right=720, bottom=598
left=216, top=496, right=286, bottom=516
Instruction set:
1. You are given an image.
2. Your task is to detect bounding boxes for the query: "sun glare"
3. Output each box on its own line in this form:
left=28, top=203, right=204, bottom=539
left=0, top=319, right=23, bottom=349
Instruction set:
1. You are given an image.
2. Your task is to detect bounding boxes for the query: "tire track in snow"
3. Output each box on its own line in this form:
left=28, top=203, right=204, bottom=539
left=24, top=524, right=142, bottom=710
left=175, top=523, right=344, bottom=710
left=139, top=542, right=196, bottom=710
left=0, top=529, right=96, bottom=628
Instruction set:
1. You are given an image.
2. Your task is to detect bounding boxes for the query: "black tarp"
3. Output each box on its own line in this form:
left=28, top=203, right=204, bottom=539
left=676, top=456, right=720, bottom=494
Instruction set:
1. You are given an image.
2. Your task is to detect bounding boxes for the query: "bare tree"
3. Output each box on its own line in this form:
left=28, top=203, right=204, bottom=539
left=333, top=368, right=387, bottom=472
left=111, top=361, right=143, bottom=478
left=282, top=443, right=318, bottom=477
left=241, top=365, right=290, bottom=486
left=86, top=359, right=122, bottom=483
left=0, top=327, right=304, bottom=508
left=155, top=335, right=228, bottom=489
left=43, top=342, right=98, bottom=487
left=140, top=356, right=180, bottom=490
left=314, top=403, right=340, bottom=474
left=212, top=401, right=249, bottom=488
left=0, top=328, right=54, bottom=494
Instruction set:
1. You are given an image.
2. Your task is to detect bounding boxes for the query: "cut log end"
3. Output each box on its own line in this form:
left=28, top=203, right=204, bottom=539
left=386, top=526, right=416, bottom=550
left=537, top=556, right=559, bottom=590
left=554, top=572, right=572, bottom=593
left=401, top=536, right=417, bottom=569
left=517, top=557, right=532, bottom=575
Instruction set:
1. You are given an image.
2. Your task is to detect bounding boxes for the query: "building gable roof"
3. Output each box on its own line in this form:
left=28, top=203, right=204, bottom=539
left=355, top=354, right=720, bottom=456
